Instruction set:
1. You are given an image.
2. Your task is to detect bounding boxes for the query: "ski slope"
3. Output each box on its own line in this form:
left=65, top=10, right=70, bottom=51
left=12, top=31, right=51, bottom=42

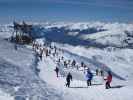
left=38, top=55, right=133, bottom=100
left=0, top=22, right=133, bottom=100
left=38, top=43, right=133, bottom=100
left=54, top=43, right=133, bottom=80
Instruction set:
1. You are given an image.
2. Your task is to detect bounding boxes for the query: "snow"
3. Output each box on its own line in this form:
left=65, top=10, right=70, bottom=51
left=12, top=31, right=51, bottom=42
left=79, top=23, right=133, bottom=46
left=0, top=22, right=133, bottom=100
left=54, top=43, right=133, bottom=79
left=37, top=43, right=133, bottom=100
left=0, top=90, right=13, bottom=100
left=0, top=37, right=63, bottom=100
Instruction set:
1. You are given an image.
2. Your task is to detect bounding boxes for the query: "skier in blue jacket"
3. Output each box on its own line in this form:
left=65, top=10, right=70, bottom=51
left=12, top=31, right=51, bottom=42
left=86, top=69, right=93, bottom=86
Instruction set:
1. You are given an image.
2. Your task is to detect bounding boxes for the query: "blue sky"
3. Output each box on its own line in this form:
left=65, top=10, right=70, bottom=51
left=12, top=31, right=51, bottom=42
left=0, top=0, right=133, bottom=23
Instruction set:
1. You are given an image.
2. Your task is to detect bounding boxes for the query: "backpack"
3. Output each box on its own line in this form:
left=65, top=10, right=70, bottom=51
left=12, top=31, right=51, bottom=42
left=86, top=72, right=93, bottom=80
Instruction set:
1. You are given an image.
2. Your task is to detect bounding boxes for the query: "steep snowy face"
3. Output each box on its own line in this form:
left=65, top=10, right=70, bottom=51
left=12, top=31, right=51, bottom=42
left=81, top=23, right=133, bottom=47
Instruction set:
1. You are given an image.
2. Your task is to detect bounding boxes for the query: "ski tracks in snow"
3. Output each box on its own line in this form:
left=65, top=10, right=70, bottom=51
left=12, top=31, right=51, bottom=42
left=38, top=56, right=106, bottom=100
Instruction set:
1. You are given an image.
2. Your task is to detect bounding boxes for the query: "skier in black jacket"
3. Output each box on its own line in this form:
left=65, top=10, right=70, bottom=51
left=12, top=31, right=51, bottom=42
left=54, top=67, right=59, bottom=77
left=66, top=72, right=72, bottom=87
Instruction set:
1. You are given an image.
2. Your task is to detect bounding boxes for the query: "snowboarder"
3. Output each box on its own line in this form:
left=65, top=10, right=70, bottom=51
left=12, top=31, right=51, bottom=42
left=86, top=69, right=93, bottom=86
left=54, top=67, right=59, bottom=77
left=66, top=72, right=72, bottom=87
left=105, top=71, right=112, bottom=89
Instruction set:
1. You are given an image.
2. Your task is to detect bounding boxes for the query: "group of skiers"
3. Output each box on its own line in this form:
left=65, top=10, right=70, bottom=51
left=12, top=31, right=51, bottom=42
left=32, top=41, right=112, bottom=89
left=32, top=42, right=52, bottom=60
left=54, top=67, right=112, bottom=89
left=95, top=69, right=104, bottom=76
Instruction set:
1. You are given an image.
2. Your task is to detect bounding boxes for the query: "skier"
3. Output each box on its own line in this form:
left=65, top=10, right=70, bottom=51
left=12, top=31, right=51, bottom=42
left=71, top=60, right=76, bottom=67
left=54, top=67, right=59, bottom=77
left=64, top=61, right=68, bottom=68
left=105, top=71, right=112, bottom=89
left=61, top=56, right=64, bottom=60
left=66, top=72, right=72, bottom=87
left=96, top=69, right=99, bottom=76
left=58, top=58, right=60, bottom=63
left=46, top=49, right=49, bottom=57
left=81, top=61, right=84, bottom=67
left=14, top=43, right=18, bottom=50
left=76, top=65, right=79, bottom=70
left=48, top=49, right=51, bottom=55
left=86, top=68, right=93, bottom=86
left=68, top=60, right=71, bottom=66
left=53, top=52, right=56, bottom=57
left=100, top=70, right=104, bottom=76
left=39, top=48, right=43, bottom=60
left=54, top=46, right=57, bottom=54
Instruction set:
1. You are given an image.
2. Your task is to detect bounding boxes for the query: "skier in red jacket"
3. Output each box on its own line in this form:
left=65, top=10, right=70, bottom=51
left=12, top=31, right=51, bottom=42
left=105, top=71, right=112, bottom=89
